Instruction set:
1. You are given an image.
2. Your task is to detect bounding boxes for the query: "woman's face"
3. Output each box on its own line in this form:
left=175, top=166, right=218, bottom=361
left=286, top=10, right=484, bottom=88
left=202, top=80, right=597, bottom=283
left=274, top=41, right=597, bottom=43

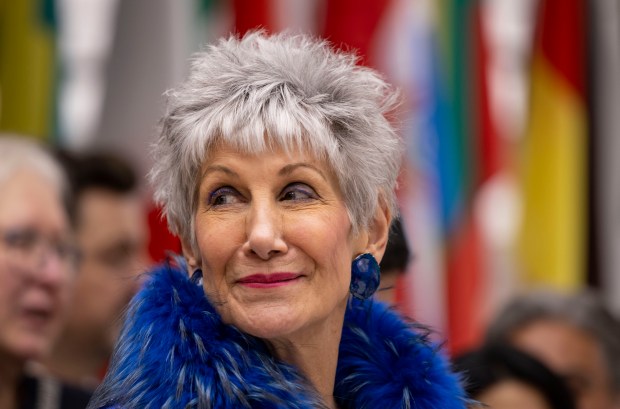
left=186, top=144, right=379, bottom=342
left=0, top=169, right=74, bottom=362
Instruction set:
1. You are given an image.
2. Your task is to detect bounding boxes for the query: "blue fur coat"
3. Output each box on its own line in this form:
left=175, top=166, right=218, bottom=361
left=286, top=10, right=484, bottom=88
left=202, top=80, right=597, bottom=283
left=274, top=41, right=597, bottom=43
left=88, top=265, right=465, bottom=409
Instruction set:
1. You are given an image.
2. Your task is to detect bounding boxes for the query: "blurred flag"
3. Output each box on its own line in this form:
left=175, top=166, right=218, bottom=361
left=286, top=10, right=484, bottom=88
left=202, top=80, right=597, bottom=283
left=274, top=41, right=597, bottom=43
left=231, top=0, right=319, bottom=35
left=0, top=0, right=58, bottom=139
left=473, top=0, right=541, bottom=336
left=435, top=0, right=485, bottom=355
left=517, top=0, right=587, bottom=290
left=233, top=0, right=275, bottom=33
left=372, top=0, right=450, bottom=338
left=322, top=0, right=391, bottom=66
left=372, top=0, right=484, bottom=354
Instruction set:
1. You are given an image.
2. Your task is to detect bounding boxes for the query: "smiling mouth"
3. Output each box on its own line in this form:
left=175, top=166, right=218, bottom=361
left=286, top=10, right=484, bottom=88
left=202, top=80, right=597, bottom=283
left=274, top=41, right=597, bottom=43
left=237, top=273, right=302, bottom=288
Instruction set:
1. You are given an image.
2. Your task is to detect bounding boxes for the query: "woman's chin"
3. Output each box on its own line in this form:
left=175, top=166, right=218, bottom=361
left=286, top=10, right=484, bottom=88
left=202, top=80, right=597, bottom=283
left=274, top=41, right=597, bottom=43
left=214, top=285, right=347, bottom=344
left=217, top=301, right=307, bottom=341
left=222, top=300, right=346, bottom=346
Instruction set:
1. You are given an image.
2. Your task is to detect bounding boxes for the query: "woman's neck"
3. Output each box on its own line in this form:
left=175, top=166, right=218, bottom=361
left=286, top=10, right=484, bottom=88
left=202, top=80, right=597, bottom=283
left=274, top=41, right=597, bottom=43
left=271, top=339, right=339, bottom=408
left=266, top=304, right=346, bottom=409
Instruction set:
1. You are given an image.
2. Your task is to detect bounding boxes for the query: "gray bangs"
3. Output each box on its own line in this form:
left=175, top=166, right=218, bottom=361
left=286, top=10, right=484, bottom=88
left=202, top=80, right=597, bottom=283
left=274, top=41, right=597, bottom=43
left=179, top=89, right=340, bottom=161
left=150, top=31, right=402, bottom=246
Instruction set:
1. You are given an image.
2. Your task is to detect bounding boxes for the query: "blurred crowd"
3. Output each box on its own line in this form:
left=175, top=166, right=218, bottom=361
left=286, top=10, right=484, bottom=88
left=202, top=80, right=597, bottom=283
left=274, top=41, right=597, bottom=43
left=0, top=135, right=149, bottom=408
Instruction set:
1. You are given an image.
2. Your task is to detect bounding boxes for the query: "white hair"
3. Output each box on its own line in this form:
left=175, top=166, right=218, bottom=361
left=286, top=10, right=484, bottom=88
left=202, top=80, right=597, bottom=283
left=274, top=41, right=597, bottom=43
left=150, top=31, right=402, bottom=246
left=0, top=134, right=67, bottom=199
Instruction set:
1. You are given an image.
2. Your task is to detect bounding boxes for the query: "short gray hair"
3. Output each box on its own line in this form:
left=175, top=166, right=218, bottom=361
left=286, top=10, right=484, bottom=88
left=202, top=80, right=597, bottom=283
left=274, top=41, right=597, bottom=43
left=0, top=134, right=68, bottom=201
left=486, top=290, right=620, bottom=394
left=149, top=31, right=402, bottom=246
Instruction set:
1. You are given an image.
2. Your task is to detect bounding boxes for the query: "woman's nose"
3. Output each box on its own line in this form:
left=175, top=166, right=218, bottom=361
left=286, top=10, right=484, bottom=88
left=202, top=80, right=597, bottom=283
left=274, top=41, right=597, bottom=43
left=245, top=201, right=287, bottom=260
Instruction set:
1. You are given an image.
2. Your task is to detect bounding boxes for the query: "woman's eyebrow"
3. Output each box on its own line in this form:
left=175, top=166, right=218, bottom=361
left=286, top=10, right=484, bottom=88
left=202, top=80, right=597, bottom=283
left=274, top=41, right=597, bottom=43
left=279, top=163, right=328, bottom=181
left=202, top=165, right=239, bottom=179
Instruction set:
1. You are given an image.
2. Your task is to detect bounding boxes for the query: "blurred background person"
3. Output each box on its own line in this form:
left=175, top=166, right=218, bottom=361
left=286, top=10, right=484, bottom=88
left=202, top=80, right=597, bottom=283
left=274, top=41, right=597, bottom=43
left=453, top=343, right=576, bottom=409
left=40, top=150, right=150, bottom=389
left=0, top=135, right=91, bottom=409
left=376, top=216, right=411, bottom=306
left=486, top=290, right=620, bottom=409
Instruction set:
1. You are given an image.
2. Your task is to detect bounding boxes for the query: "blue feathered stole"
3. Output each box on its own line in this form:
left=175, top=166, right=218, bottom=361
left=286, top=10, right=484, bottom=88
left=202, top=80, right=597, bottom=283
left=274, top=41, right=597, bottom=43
left=88, top=264, right=465, bottom=409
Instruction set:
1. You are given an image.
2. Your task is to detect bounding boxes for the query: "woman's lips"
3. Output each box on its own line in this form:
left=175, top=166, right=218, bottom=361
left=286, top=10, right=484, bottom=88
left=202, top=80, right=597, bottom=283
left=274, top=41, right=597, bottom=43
left=237, top=273, right=302, bottom=288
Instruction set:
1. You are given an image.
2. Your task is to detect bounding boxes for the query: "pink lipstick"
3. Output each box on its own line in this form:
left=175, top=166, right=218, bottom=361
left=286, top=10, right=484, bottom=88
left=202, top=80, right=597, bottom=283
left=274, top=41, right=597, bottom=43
left=237, top=273, right=302, bottom=288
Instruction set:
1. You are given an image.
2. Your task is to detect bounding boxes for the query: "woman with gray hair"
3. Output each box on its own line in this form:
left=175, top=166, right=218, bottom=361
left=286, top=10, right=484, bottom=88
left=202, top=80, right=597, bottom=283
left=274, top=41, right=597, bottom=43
left=0, top=135, right=91, bottom=408
left=89, top=31, right=465, bottom=409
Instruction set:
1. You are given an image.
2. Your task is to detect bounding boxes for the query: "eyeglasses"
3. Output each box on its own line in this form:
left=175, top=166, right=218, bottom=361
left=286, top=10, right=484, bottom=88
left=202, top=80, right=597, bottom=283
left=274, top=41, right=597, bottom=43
left=0, top=226, right=81, bottom=274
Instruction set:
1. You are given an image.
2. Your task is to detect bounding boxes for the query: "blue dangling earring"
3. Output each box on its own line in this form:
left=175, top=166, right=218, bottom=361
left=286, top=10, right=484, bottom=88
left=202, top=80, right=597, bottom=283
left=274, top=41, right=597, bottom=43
left=191, top=268, right=203, bottom=286
left=350, top=253, right=380, bottom=300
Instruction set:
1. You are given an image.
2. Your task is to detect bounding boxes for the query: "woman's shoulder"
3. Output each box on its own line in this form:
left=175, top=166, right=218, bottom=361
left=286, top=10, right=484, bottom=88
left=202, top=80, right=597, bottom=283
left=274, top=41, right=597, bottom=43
left=336, top=299, right=466, bottom=409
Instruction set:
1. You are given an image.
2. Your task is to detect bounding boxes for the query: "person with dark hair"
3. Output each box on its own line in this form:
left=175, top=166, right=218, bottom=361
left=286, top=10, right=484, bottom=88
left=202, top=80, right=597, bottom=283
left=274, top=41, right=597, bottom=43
left=41, top=149, right=150, bottom=389
left=486, top=290, right=620, bottom=409
left=376, top=216, right=411, bottom=305
left=453, top=343, right=577, bottom=409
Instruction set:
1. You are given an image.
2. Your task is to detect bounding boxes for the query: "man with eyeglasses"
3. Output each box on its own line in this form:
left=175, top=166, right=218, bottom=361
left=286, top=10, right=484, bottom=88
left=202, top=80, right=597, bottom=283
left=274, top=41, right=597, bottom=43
left=0, top=135, right=91, bottom=409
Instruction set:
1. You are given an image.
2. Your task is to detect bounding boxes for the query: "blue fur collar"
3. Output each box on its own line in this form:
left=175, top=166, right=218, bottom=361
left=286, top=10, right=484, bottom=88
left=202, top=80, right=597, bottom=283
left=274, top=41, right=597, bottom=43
left=89, top=265, right=465, bottom=409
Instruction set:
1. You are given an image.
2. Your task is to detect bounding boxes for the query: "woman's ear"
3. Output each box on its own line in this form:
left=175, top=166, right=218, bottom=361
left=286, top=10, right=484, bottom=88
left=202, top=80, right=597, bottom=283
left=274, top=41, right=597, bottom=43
left=180, top=238, right=200, bottom=273
left=365, top=198, right=392, bottom=263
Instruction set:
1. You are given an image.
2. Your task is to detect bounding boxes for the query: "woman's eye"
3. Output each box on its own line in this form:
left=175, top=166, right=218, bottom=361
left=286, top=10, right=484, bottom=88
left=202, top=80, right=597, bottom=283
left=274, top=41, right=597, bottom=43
left=280, top=183, right=317, bottom=201
left=208, top=187, right=241, bottom=206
